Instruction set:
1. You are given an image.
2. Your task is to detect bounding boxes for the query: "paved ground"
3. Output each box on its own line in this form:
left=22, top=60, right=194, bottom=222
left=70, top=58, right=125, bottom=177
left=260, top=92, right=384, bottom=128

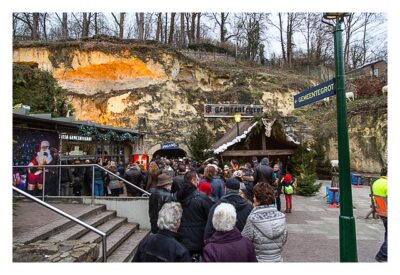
left=281, top=180, right=383, bottom=262
left=13, top=180, right=384, bottom=262
left=13, top=201, right=90, bottom=237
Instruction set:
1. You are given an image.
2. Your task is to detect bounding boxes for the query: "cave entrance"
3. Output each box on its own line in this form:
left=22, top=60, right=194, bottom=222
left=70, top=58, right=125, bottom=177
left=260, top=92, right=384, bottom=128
left=153, top=148, right=187, bottom=159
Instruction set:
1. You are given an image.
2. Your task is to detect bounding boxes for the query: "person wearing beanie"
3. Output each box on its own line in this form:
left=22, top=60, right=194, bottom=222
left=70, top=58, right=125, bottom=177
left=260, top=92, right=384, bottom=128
left=203, top=203, right=257, bottom=262
left=204, top=178, right=253, bottom=240
left=281, top=172, right=295, bottom=213
left=198, top=181, right=212, bottom=197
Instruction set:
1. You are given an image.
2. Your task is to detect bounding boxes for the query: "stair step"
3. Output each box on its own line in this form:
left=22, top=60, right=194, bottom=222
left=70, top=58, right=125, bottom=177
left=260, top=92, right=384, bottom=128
left=14, top=204, right=106, bottom=244
left=48, top=211, right=116, bottom=242
left=107, top=229, right=150, bottom=262
left=96, top=223, right=139, bottom=261
left=78, top=217, right=127, bottom=243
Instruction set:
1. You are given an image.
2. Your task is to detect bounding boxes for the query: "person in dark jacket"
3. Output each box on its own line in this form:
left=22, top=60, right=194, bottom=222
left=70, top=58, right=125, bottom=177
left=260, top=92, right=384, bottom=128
left=148, top=173, right=175, bottom=234
left=203, top=203, right=257, bottom=262
left=125, top=164, right=144, bottom=196
left=253, top=157, right=273, bottom=185
left=172, top=163, right=186, bottom=193
left=204, top=178, right=253, bottom=239
left=208, top=165, right=225, bottom=201
left=133, top=202, right=191, bottom=262
left=94, top=159, right=105, bottom=196
left=176, top=170, right=214, bottom=259
left=272, top=163, right=283, bottom=211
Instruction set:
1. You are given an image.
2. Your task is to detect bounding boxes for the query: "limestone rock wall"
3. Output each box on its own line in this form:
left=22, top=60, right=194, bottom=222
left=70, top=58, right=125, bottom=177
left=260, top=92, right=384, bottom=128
left=12, top=41, right=387, bottom=172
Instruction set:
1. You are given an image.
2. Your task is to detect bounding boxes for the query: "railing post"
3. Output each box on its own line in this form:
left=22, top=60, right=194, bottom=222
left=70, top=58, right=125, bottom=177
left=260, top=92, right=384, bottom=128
left=58, top=166, right=61, bottom=196
left=102, top=235, right=107, bottom=262
left=92, top=165, right=95, bottom=205
left=42, top=167, right=46, bottom=202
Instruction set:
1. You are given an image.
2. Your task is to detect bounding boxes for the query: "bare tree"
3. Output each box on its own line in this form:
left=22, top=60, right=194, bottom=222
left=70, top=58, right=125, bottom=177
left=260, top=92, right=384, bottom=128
left=136, top=13, right=144, bottom=40
left=14, top=13, right=40, bottom=40
left=111, top=12, right=125, bottom=38
left=81, top=12, right=92, bottom=38
left=168, top=12, right=176, bottom=44
left=180, top=13, right=186, bottom=46
left=156, top=13, right=162, bottom=42
left=212, top=13, right=233, bottom=43
left=196, top=13, right=201, bottom=42
left=164, top=13, right=168, bottom=43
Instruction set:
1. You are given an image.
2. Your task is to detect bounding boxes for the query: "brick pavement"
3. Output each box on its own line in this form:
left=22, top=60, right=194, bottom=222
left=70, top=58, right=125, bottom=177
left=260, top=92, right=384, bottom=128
left=281, top=180, right=384, bottom=262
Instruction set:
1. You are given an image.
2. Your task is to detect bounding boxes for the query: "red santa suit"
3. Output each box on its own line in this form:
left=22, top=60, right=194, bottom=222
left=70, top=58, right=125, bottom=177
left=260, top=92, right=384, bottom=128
left=28, top=141, right=53, bottom=191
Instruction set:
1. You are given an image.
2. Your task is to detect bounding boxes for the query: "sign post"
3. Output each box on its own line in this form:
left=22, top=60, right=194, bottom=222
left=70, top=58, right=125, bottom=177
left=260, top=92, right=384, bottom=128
left=293, top=79, right=336, bottom=108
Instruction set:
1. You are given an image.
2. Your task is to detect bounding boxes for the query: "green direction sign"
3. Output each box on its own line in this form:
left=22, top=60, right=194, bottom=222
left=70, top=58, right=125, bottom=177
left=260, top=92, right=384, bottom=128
left=294, top=79, right=336, bottom=108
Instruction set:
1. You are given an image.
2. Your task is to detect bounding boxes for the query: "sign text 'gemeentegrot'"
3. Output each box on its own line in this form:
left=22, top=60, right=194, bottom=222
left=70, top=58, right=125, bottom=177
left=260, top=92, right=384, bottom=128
left=204, top=104, right=264, bottom=118
left=294, top=79, right=336, bottom=108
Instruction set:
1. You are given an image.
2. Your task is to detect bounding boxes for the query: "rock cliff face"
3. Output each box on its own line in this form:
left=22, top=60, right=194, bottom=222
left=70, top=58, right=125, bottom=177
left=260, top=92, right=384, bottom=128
left=13, top=40, right=387, bottom=173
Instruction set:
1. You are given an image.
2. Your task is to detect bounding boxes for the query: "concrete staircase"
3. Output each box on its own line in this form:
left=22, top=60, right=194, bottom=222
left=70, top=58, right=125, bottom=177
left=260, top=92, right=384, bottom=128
left=13, top=202, right=150, bottom=262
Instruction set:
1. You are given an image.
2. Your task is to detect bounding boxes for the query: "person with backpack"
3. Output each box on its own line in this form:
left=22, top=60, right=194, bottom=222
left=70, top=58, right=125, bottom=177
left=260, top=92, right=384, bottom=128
left=281, top=172, right=294, bottom=213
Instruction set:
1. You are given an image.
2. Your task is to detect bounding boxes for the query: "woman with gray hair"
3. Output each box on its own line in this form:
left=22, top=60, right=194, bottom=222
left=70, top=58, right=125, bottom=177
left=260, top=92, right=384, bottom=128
left=202, top=203, right=257, bottom=262
left=132, top=202, right=191, bottom=262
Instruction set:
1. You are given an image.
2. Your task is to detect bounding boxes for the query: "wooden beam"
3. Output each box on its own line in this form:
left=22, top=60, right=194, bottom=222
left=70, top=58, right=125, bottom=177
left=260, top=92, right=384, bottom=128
left=220, top=149, right=296, bottom=157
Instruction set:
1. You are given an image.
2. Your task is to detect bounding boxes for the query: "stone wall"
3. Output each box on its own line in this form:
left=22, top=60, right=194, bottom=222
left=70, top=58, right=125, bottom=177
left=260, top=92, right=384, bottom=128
left=13, top=240, right=99, bottom=262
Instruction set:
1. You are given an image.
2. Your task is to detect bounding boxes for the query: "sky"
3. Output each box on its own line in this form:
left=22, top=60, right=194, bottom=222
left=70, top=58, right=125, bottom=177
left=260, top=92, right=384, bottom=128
left=1, top=0, right=399, bottom=274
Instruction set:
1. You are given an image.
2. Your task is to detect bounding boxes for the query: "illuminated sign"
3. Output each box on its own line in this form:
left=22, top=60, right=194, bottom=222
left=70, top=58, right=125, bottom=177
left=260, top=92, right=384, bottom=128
left=161, top=143, right=179, bottom=150
left=204, top=104, right=264, bottom=118
left=294, top=79, right=336, bottom=108
left=60, top=134, right=92, bottom=141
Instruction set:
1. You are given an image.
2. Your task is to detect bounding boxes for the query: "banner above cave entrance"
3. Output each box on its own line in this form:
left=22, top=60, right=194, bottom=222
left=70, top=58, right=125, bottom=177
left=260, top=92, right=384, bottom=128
left=204, top=104, right=264, bottom=118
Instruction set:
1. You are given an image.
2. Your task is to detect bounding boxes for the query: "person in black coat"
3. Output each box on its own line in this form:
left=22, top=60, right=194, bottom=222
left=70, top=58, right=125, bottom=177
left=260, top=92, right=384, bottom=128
left=171, top=163, right=186, bottom=193
left=204, top=178, right=253, bottom=240
left=124, top=164, right=144, bottom=196
left=148, top=173, right=175, bottom=234
left=253, top=157, right=274, bottom=185
left=133, top=202, right=191, bottom=262
left=176, top=170, right=214, bottom=259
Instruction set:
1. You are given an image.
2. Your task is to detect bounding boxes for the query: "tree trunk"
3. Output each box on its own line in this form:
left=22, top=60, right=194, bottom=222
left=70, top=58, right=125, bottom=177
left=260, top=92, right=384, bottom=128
left=119, top=12, right=125, bottom=39
left=41, top=13, right=48, bottom=40
left=32, top=13, right=39, bottom=40
left=168, top=12, right=176, bottom=44
left=156, top=13, right=162, bottom=42
left=180, top=13, right=186, bottom=47
left=220, top=13, right=226, bottom=42
left=136, top=12, right=144, bottom=40
left=196, top=13, right=201, bottom=42
left=82, top=12, right=91, bottom=38
left=62, top=12, right=68, bottom=38
left=186, top=13, right=191, bottom=44
left=164, top=13, right=168, bottom=44
left=190, top=12, right=196, bottom=43
left=278, top=13, right=286, bottom=62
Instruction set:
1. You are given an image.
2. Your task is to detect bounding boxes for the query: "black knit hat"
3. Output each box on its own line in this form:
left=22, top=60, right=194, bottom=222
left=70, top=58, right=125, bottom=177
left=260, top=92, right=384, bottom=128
left=225, top=178, right=240, bottom=190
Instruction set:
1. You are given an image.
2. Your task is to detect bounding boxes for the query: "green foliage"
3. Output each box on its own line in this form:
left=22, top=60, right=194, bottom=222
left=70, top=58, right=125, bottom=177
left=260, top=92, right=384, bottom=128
left=13, top=64, right=67, bottom=116
left=186, top=123, right=214, bottom=162
left=291, top=145, right=322, bottom=196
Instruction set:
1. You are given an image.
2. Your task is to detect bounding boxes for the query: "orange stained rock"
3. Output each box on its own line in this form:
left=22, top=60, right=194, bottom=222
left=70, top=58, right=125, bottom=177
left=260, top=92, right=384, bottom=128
left=62, top=59, right=165, bottom=80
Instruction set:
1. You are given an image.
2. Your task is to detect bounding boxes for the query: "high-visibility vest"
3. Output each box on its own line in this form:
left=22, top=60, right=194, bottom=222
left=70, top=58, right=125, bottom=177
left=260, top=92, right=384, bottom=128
left=373, top=195, right=387, bottom=217
left=372, top=176, right=387, bottom=217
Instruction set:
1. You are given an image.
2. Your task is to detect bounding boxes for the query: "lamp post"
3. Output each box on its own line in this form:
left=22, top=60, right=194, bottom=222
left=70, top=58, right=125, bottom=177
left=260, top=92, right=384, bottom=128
left=234, top=113, right=241, bottom=137
left=322, top=12, right=358, bottom=262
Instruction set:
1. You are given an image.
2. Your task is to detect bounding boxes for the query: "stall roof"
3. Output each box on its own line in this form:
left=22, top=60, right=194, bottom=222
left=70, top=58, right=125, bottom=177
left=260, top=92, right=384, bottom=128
left=13, top=111, right=141, bottom=136
left=213, top=120, right=258, bottom=154
left=212, top=119, right=300, bottom=155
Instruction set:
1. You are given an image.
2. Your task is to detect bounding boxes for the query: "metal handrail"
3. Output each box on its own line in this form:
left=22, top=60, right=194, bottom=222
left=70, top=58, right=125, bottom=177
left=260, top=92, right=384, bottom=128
left=13, top=164, right=151, bottom=203
left=12, top=186, right=108, bottom=262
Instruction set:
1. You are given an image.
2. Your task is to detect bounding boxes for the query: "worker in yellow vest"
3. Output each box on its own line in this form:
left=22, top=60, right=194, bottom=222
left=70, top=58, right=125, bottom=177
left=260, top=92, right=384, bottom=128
left=372, top=166, right=387, bottom=262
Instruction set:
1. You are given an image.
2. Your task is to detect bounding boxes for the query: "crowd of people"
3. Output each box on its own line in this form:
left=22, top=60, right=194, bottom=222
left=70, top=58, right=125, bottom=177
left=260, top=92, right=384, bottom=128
left=132, top=156, right=296, bottom=262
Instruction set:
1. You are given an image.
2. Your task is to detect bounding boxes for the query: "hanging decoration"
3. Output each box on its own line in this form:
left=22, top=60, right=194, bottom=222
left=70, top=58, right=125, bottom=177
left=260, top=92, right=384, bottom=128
left=78, top=125, right=138, bottom=142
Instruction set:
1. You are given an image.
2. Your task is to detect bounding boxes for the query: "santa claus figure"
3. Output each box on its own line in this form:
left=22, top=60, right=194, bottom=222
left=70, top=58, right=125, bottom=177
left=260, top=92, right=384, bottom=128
left=27, top=140, right=53, bottom=192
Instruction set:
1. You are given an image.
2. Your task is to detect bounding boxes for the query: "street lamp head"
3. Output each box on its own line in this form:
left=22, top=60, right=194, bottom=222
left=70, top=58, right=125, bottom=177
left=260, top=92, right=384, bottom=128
left=234, top=113, right=241, bottom=123
left=323, top=12, right=350, bottom=20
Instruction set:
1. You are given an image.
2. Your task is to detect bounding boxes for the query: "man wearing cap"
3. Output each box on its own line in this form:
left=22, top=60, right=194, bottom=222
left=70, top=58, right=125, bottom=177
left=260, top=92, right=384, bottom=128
left=204, top=177, right=253, bottom=240
left=148, top=173, right=176, bottom=234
